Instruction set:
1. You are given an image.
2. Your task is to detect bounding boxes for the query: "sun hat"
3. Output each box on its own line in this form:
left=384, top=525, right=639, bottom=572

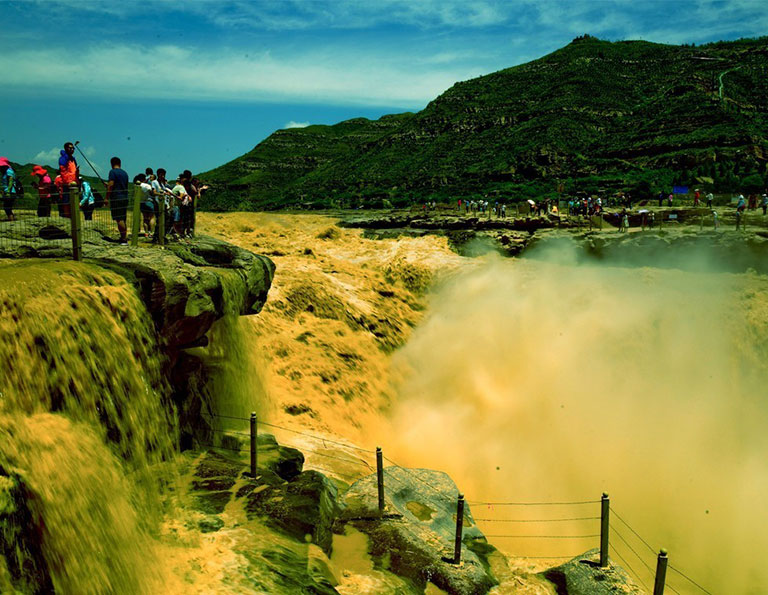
left=31, top=165, right=47, bottom=176
left=0, top=157, right=9, bottom=167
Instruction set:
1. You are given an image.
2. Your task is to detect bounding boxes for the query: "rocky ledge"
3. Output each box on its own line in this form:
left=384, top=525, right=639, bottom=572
left=0, top=218, right=275, bottom=348
left=339, top=210, right=768, bottom=272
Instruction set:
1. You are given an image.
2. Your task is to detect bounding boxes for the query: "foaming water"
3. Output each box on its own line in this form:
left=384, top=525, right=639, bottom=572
left=380, top=254, right=768, bottom=593
left=0, top=260, right=176, bottom=593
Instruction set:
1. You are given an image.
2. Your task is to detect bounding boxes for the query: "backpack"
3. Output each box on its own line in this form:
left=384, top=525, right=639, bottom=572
left=13, top=176, right=24, bottom=196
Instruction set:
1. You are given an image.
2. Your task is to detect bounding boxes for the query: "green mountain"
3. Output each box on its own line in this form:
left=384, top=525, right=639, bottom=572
left=200, top=35, right=768, bottom=210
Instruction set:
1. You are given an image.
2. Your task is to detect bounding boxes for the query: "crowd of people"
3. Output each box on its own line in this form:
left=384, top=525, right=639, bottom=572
left=0, top=143, right=205, bottom=245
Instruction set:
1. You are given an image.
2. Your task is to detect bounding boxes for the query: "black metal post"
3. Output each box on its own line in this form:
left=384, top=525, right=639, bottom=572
left=453, top=494, right=465, bottom=564
left=653, top=548, right=668, bottom=595
left=376, top=447, right=385, bottom=514
left=600, top=493, right=610, bottom=567
left=250, top=412, right=257, bottom=476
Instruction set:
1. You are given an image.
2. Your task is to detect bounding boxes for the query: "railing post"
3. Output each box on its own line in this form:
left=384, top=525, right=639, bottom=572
left=453, top=494, right=465, bottom=564
left=131, top=184, right=142, bottom=247
left=250, top=412, right=257, bottom=476
left=69, top=184, right=82, bottom=261
left=376, top=447, right=385, bottom=514
left=600, top=492, right=610, bottom=567
left=158, top=198, right=166, bottom=246
left=653, top=548, right=668, bottom=595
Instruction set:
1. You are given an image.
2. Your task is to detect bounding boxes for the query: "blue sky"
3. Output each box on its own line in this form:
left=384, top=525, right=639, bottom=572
left=1, top=0, right=766, bottom=179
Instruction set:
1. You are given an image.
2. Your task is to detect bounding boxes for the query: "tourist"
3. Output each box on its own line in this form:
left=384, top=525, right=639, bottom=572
left=171, top=175, right=189, bottom=238
left=105, top=156, right=129, bottom=244
left=693, top=189, right=700, bottom=207
left=151, top=168, right=174, bottom=241
left=31, top=165, right=52, bottom=217
left=180, top=170, right=198, bottom=237
left=762, top=194, right=768, bottom=216
left=667, top=193, right=673, bottom=207
left=53, top=174, right=63, bottom=213
left=0, top=157, right=16, bottom=221
left=134, top=173, right=157, bottom=236
left=59, top=142, right=79, bottom=218
left=79, top=176, right=96, bottom=221
left=658, top=191, right=665, bottom=207
left=706, top=192, right=714, bottom=208
left=736, top=194, right=746, bottom=212
left=713, top=210, right=719, bottom=230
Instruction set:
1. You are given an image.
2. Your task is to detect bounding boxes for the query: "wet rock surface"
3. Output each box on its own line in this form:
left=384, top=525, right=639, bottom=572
left=541, top=549, right=642, bottom=594
left=243, top=469, right=340, bottom=555
left=339, top=467, right=498, bottom=595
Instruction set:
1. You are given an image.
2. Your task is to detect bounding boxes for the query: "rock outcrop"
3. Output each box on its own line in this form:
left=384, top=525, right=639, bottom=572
left=540, top=549, right=642, bottom=594
left=0, top=219, right=275, bottom=349
left=338, top=467, right=498, bottom=595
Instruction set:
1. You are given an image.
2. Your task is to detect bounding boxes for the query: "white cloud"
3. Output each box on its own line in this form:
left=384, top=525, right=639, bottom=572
left=32, top=147, right=60, bottom=165
left=33, top=0, right=516, bottom=30
left=284, top=121, right=310, bottom=128
left=2, top=44, right=471, bottom=107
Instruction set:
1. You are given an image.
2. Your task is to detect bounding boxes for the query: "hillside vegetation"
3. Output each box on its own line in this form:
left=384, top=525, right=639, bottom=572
left=200, top=36, right=768, bottom=210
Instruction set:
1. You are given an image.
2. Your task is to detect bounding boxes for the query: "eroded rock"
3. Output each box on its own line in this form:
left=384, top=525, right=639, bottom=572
left=338, top=467, right=498, bottom=595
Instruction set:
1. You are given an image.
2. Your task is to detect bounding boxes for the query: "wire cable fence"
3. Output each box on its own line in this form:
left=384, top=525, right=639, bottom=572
left=0, top=182, right=196, bottom=257
left=198, top=411, right=714, bottom=593
left=610, top=507, right=712, bottom=595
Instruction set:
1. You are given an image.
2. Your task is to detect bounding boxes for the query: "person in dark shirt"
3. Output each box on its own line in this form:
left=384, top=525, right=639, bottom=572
left=106, top=156, right=129, bottom=244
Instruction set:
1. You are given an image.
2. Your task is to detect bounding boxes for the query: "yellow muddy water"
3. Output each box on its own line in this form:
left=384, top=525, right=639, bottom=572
left=199, top=213, right=768, bottom=595
left=0, top=260, right=175, bottom=593
left=2, top=213, right=767, bottom=594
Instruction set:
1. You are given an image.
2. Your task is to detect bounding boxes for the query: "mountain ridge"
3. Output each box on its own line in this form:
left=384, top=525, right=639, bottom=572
left=200, top=35, right=768, bottom=210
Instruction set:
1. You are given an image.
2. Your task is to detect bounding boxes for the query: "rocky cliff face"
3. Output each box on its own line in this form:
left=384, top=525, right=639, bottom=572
left=200, top=37, right=768, bottom=209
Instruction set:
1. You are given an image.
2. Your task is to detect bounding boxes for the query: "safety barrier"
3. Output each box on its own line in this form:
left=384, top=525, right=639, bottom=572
left=0, top=185, right=195, bottom=259
left=199, top=411, right=712, bottom=594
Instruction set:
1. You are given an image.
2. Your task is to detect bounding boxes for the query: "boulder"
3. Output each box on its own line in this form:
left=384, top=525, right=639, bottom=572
left=243, top=469, right=339, bottom=555
left=541, top=549, right=643, bottom=594
left=258, top=433, right=305, bottom=481
left=338, top=467, right=497, bottom=595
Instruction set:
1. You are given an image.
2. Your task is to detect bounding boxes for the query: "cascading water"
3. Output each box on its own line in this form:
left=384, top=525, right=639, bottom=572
left=0, top=260, right=176, bottom=594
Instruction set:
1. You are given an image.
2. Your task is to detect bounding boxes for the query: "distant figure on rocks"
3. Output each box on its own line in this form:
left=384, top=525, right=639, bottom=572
left=31, top=165, right=52, bottom=217
left=106, top=156, right=129, bottom=244
left=761, top=194, right=768, bottom=216
left=735, top=196, right=746, bottom=230
left=667, top=193, right=673, bottom=207
left=59, top=142, right=79, bottom=218
left=0, top=157, right=16, bottom=221
left=619, top=209, right=629, bottom=232
left=694, top=189, right=700, bottom=207
left=712, top=210, right=719, bottom=230
left=706, top=192, right=714, bottom=208
left=658, top=191, right=665, bottom=207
